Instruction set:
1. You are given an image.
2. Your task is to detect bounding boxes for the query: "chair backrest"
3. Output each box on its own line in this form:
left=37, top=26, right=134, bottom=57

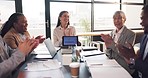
left=92, top=35, right=104, bottom=42
left=135, top=31, right=144, bottom=44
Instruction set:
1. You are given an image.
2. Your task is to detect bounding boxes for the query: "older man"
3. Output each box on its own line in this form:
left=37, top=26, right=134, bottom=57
left=100, top=11, right=136, bottom=75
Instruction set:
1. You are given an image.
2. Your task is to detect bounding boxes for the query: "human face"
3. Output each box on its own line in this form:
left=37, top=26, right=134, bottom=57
left=14, top=15, right=28, bottom=34
left=60, top=12, right=69, bottom=27
left=140, top=11, right=148, bottom=34
left=113, top=14, right=125, bottom=30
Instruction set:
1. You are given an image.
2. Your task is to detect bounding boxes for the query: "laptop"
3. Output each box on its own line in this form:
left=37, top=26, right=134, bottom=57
left=35, top=38, right=61, bottom=59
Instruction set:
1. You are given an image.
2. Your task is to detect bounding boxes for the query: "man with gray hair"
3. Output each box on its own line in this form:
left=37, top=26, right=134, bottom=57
left=101, top=11, right=136, bottom=76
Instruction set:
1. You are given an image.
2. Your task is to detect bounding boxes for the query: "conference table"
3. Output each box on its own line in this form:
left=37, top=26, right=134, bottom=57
left=17, top=63, right=91, bottom=78
left=15, top=47, right=132, bottom=78
left=16, top=50, right=91, bottom=78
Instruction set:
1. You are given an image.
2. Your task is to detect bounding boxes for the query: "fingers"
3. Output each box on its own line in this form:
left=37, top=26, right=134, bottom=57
left=100, top=34, right=111, bottom=41
left=125, top=42, right=132, bottom=49
left=35, top=35, right=43, bottom=39
left=35, top=35, right=45, bottom=43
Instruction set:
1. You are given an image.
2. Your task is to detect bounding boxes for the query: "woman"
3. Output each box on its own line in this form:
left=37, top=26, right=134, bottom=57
left=1, top=13, right=45, bottom=49
left=53, top=11, right=76, bottom=47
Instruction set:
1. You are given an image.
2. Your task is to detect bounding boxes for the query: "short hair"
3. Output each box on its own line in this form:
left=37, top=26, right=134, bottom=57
left=113, top=11, right=126, bottom=20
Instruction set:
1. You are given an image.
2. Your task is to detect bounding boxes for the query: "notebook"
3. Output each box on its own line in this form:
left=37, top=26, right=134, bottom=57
left=35, top=38, right=61, bottom=59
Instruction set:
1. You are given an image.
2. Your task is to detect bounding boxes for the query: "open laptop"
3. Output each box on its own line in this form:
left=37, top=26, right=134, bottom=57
left=35, top=38, right=61, bottom=59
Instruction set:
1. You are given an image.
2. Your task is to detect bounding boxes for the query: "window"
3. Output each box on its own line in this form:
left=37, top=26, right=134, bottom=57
left=0, top=0, right=15, bottom=28
left=48, top=0, right=144, bottom=46
left=122, top=5, right=143, bottom=29
left=21, top=0, right=144, bottom=40
left=50, top=2, right=91, bottom=32
left=94, top=4, right=119, bottom=30
left=22, top=0, right=46, bottom=37
left=94, top=0, right=119, bottom=2
left=50, top=2, right=91, bottom=40
left=123, top=0, right=143, bottom=3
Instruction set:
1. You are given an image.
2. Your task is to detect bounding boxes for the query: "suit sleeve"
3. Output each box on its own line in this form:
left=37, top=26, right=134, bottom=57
left=0, top=49, right=25, bottom=78
left=135, top=58, right=148, bottom=76
left=3, top=34, right=18, bottom=49
left=106, top=30, right=136, bottom=59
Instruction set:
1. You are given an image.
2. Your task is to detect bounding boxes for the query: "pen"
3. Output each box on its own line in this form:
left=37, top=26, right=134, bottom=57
left=89, top=63, right=103, bottom=67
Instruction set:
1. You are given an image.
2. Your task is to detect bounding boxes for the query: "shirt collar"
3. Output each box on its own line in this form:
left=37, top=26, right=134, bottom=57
left=113, top=25, right=125, bottom=34
left=58, top=25, right=70, bottom=30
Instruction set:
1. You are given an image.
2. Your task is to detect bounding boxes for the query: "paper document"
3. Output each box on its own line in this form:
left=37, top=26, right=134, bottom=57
left=25, top=59, right=62, bottom=71
left=86, top=59, right=121, bottom=67
left=80, top=50, right=105, bottom=57
left=89, top=67, right=132, bottom=78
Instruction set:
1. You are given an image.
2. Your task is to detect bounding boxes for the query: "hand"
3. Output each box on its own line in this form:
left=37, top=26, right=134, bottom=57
left=116, top=42, right=136, bottom=60
left=35, top=35, right=45, bottom=43
left=100, top=34, right=114, bottom=47
left=18, top=38, right=39, bottom=56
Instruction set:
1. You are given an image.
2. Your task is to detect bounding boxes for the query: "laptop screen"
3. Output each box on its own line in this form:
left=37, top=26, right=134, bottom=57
left=44, top=38, right=58, bottom=59
left=62, top=36, right=78, bottom=46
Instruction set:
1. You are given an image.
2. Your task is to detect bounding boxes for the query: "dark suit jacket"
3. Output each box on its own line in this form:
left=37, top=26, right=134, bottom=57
left=106, top=26, right=136, bottom=74
left=135, top=34, right=148, bottom=78
left=3, top=27, right=30, bottom=49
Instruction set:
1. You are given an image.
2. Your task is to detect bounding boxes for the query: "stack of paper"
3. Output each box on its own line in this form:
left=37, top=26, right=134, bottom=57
left=89, top=67, right=132, bottom=78
left=25, top=59, right=62, bottom=71
left=85, top=54, right=132, bottom=78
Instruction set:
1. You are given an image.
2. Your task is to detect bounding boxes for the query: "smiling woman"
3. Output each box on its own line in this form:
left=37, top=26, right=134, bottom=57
left=53, top=11, right=76, bottom=47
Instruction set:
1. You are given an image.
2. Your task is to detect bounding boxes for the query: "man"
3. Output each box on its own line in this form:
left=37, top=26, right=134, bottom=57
left=100, top=11, right=136, bottom=75
left=117, top=5, right=148, bottom=78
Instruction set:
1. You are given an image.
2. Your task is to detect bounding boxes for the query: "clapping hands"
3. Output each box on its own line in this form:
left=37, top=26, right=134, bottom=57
left=100, top=34, right=114, bottom=47
left=35, top=35, right=45, bottom=43
left=18, top=37, right=39, bottom=56
left=116, top=42, right=136, bottom=61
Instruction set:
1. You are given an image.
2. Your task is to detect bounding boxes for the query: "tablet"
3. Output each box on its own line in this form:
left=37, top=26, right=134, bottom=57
left=62, top=36, right=78, bottom=46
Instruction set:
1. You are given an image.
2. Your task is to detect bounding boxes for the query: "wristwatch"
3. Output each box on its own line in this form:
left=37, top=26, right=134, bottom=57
left=130, top=58, right=135, bottom=65
left=129, top=58, right=135, bottom=69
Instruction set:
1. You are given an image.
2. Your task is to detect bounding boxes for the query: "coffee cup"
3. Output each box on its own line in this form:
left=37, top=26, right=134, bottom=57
left=69, top=62, right=80, bottom=78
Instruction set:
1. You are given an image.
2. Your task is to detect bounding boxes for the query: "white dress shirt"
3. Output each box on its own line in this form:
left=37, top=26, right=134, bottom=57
left=53, top=25, right=76, bottom=47
left=112, top=26, right=125, bottom=43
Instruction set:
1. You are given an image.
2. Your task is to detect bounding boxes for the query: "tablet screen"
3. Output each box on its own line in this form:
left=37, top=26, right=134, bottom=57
left=62, top=36, right=78, bottom=46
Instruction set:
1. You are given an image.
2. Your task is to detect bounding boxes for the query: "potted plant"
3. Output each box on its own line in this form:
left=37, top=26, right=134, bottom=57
left=72, top=56, right=79, bottom=62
